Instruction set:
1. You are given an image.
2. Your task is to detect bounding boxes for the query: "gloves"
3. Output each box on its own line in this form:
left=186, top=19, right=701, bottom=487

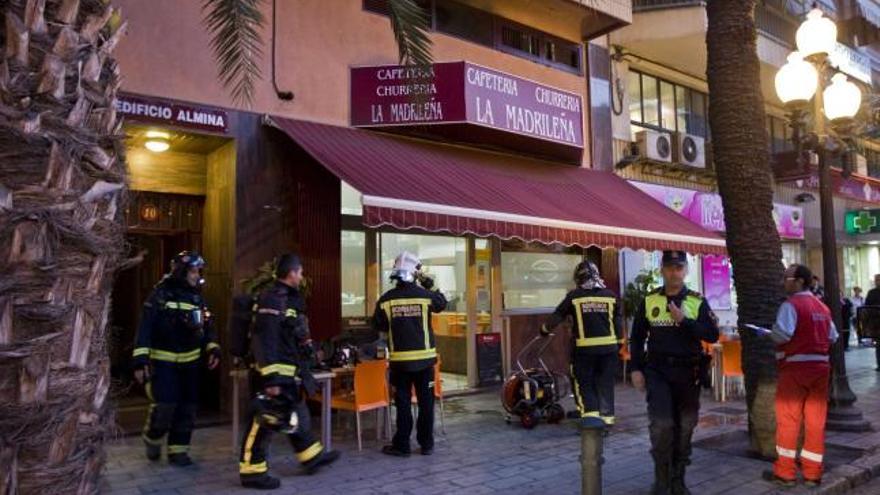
left=420, top=276, right=435, bottom=291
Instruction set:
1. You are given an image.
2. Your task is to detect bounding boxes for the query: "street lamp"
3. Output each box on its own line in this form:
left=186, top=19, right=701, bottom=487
left=775, top=6, right=869, bottom=431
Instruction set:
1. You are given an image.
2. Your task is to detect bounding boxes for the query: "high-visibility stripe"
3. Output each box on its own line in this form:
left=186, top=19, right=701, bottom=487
left=284, top=308, right=298, bottom=318
left=571, top=297, right=617, bottom=345
left=575, top=335, right=619, bottom=347
left=206, top=342, right=220, bottom=352
left=260, top=363, right=298, bottom=376
left=297, top=442, right=323, bottom=463
left=141, top=401, right=160, bottom=446
left=239, top=461, right=268, bottom=474
left=242, top=419, right=260, bottom=464
left=801, top=449, right=824, bottom=463
left=381, top=298, right=433, bottom=358
left=145, top=382, right=154, bottom=403
left=257, top=307, right=281, bottom=315
left=150, top=348, right=201, bottom=363
left=600, top=415, right=616, bottom=425
left=164, top=301, right=199, bottom=311
left=133, top=347, right=150, bottom=357
left=389, top=348, right=437, bottom=361
left=168, top=445, right=189, bottom=454
left=785, top=354, right=829, bottom=363
left=584, top=411, right=601, bottom=418
left=777, top=446, right=797, bottom=459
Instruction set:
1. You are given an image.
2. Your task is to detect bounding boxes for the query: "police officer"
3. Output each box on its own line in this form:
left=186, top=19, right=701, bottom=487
left=630, top=251, right=719, bottom=495
left=542, top=260, right=622, bottom=426
left=238, top=254, right=339, bottom=490
left=374, top=251, right=447, bottom=457
left=132, top=251, right=221, bottom=467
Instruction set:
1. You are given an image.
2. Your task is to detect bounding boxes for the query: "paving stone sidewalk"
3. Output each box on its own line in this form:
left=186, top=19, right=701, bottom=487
left=101, top=347, right=880, bottom=495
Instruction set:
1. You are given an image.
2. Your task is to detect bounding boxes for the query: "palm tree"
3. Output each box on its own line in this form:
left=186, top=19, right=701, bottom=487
left=0, top=1, right=431, bottom=493
left=705, top=0, right=784, bottom=458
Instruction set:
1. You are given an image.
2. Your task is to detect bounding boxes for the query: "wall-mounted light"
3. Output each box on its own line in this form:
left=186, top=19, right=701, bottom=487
left=144, top=130, right=171, bottom=153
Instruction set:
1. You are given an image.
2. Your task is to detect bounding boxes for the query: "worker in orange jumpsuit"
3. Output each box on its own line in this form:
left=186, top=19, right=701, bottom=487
left=765, top=263, right=837, bottom=487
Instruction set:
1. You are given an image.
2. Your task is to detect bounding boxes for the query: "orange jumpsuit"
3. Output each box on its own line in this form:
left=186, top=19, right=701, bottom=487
left=770, top=291, right=837, bottom=482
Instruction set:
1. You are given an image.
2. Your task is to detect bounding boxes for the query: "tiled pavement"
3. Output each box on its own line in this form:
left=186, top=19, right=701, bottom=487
left=102, top=347, right=880, bottom=494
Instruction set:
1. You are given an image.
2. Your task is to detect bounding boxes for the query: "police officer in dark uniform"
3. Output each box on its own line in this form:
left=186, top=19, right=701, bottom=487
left=238, top=254, right=339, bottom=490
left=374, top=251, right=447, bottom=457
left=542, top=260, right=622, bottom=426
left=132, top=251, right=221, bottom=466
left=630, top=251, right=719, bottom=495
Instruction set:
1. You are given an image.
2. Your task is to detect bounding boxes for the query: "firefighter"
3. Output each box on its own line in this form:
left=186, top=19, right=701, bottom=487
left=541, top=260, right=622, bottom=427
left=238, top=254, right=339, bottom=490
left=374, top=251, right=447, bottom=457
left=132, top=251, right=221, bottom=467
left=764, top=263, right=837, bottom=487
left=630, top=250, right=719, bottom=495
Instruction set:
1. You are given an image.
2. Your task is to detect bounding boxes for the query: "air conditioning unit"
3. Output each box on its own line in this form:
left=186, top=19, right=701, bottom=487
left=635, top=130, right=673, bottom=163
left=675, top=133, right=706, bottom=168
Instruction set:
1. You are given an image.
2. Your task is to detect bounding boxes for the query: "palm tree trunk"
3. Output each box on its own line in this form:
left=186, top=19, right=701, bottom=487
left=0, top=1, right=127, bottom=493
left=705, top=0, right=783, bottom=458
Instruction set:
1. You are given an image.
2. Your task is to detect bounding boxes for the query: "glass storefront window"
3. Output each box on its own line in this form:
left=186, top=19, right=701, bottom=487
left=341, top=230, right=366, bottom=317
left=341, top=180, right=362, bottom=216
left=501, top=251, right=582, bottom=310
left=781, top=242, right=803, bottom=268
left=628, top=71, right=642, bottom=124
left=380, top=233, right=467, bottom=312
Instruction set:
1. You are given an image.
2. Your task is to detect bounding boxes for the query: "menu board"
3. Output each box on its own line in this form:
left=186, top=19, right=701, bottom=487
left=477, top=333, right=503, bottom=386
left=702, top=255, right=732, bottom=310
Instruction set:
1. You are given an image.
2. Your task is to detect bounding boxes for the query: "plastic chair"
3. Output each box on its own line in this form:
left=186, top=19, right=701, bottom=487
left=330, top=359, right=391, bottom=451
left=720, top=340, right=743, bottom=402
left=411, top=356, right=445, bottom=434
left=619, top=333, right=631, bottom=383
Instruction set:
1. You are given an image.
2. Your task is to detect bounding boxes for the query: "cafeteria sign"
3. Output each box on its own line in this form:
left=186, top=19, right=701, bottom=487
left=846, top=209, right=880, bottom=235
left=350, top=61, right=584, bottom=160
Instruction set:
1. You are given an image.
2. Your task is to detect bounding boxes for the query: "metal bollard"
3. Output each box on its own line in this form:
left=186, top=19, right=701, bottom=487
left=579, top=416, right=606, bottom=495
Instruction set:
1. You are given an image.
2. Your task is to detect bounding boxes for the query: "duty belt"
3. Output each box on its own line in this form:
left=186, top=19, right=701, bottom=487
left=647, top=354, right=701, bottom=367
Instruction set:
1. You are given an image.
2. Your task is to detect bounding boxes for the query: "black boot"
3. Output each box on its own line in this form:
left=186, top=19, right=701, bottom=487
left=144, top=441, right=160, bottom=461
left=241, top=475, right=281, bottom=490
left=670, top=463, right=691, bottom=495
left=304, top=449, right=340, bottom=475
left=168, top=453, right=193, bottom=467
left=650, top=461, right=671, bottom=495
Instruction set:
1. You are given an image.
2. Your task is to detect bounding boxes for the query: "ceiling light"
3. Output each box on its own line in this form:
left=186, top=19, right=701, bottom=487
left=144, top=130, right=171, bottom=153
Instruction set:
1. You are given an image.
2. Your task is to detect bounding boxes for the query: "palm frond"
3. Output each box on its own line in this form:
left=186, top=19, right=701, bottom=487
left=387, top=0, right=433, bottom=67
left=202, top=0, right=265, bottom=106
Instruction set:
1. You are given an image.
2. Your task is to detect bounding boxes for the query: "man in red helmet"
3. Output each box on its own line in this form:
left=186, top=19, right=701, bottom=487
left=765, top=263, right=837, bottom=487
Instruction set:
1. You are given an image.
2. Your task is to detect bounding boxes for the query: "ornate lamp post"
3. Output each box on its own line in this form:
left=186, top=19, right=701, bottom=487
left=775, top=6, right=869, bottom=431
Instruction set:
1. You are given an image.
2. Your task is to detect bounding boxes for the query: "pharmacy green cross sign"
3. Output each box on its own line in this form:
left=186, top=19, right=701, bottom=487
left=846, top=210, right=880, bottom=235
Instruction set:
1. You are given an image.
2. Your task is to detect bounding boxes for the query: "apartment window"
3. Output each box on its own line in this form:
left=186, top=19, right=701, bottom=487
left=364, top=0, right=580, bottom=74
left=766, top=115, right=793, bottom=154
left=864, top=147, right=880, bottom=179
left=628, top=70, right=708, bottom=139
left=435, top=0, right=493, bottom=47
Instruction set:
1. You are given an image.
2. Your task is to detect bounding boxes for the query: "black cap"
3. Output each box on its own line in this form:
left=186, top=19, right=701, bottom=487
left=661, top=250, right=688, bottom=266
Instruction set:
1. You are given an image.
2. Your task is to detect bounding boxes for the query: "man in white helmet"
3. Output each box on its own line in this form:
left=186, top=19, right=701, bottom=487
left=373, top=251, right=447, bottom=457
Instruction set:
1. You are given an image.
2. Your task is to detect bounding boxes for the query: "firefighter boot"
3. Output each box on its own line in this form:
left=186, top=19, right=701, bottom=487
left=168, top=452, right=194, bottom=467
left=670, top=463, right=691, bottom=495
left=241, top=474, right=282, bottom=490
left=304, top=449, right=340, bottom=475
left=651, top=461, right=671, bottom=495
left=144, top=441, right=160, bottom=461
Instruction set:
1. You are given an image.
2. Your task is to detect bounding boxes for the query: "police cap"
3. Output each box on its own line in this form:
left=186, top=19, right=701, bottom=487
left=661, top=250, right=688, bottom=267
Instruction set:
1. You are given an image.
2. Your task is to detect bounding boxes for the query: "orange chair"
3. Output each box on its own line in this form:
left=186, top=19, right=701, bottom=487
left=619, top=333, right=631, bottom=383
left=720, top=340, right=744, bottom=402
left=411, top=356, right=445, bottom=435
left=330, top=360, right=391, bottom=451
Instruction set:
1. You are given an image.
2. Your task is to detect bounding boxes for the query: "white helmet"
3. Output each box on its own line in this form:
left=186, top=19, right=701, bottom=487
left=391, top=251, right=421, bottom=283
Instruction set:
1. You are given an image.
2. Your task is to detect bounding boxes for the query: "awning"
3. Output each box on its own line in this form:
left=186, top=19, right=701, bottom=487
left=268, top=117, right=726, bottom=255
left=841, top=0, right=880, bottom=45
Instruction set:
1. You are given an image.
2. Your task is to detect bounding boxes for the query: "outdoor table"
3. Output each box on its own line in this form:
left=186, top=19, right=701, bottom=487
left=312, top=370, right=337, bottom=451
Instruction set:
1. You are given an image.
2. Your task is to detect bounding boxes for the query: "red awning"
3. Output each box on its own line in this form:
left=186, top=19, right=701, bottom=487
left=268, top=117, right=726, bottom=254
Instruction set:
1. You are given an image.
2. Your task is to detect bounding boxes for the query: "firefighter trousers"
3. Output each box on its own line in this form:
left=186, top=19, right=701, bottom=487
left=773, top=363, right=830, bottom=482
left=238, top=386, right=324, bottom=481
left=570, top=352, right=618, bottom=425
left=142, top=361, right=199, bottom=455
left=390, top=365, right=435, bottom=452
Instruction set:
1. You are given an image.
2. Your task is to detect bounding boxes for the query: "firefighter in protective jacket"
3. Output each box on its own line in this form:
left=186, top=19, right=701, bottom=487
left=542, top=260, right=623, bottom=426
left=132, top=251, right=220, bottom=467
left=238, top=254, right=339, bottom=490
left=374, top=251, right=447, bottom=457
